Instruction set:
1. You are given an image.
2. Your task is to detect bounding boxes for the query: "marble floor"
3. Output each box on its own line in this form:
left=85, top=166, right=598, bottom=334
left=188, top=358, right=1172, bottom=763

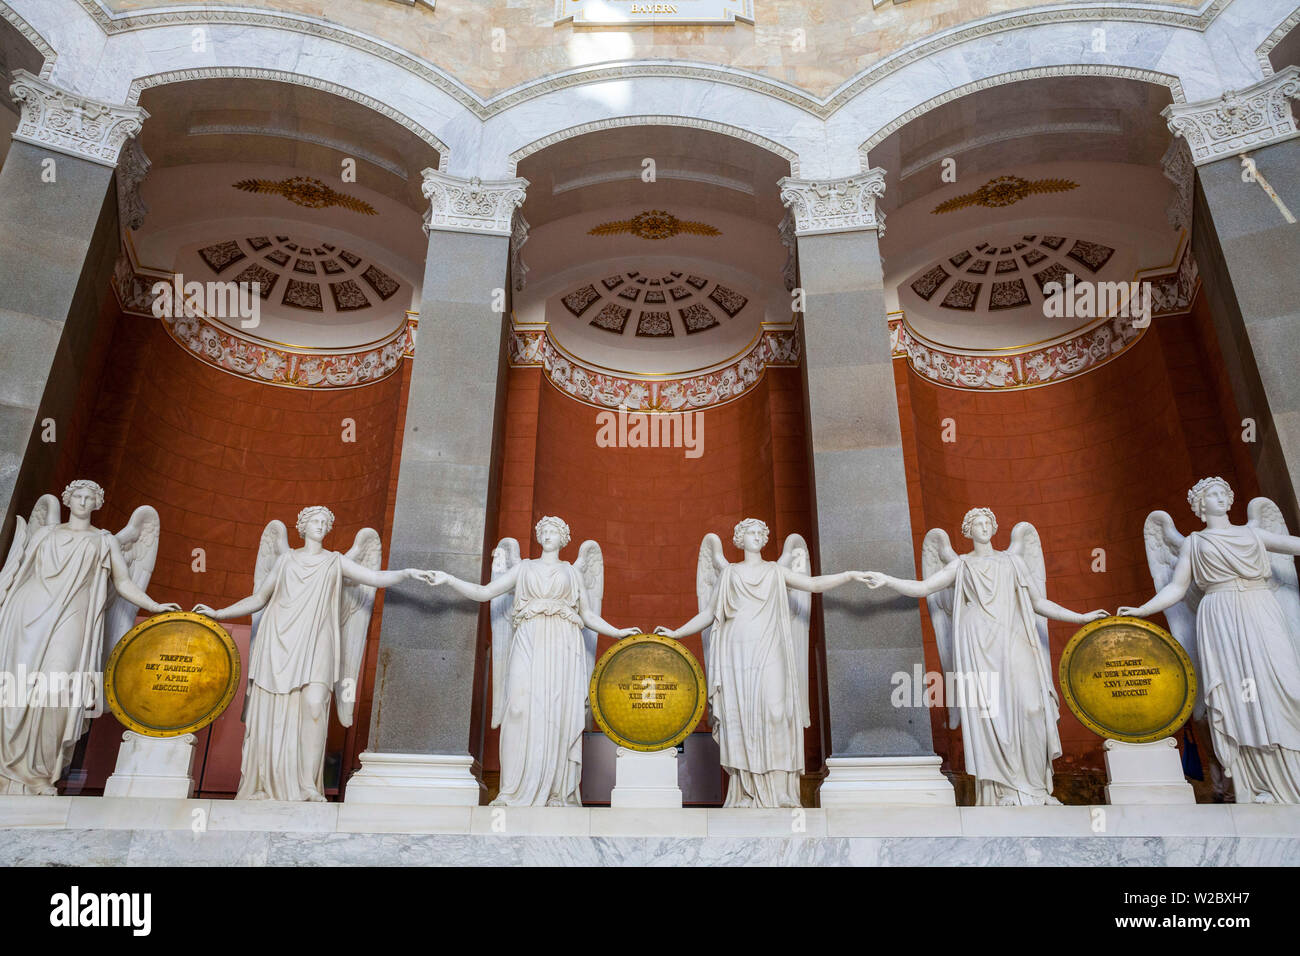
left=0, top=798, right=1297, bottom=865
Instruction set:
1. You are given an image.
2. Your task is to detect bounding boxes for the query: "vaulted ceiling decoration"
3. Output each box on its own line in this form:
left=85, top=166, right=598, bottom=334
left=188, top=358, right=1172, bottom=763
left=930, top=175, right=1079, bottom=214
left=232, top=176, right=378, bottom=215
left=195, top=236, right=403, bottom=315
left=907, top=235, right=1116, bottom=314
left=559, top=269, right=749, bottom=339
left=586, top=210, right=721, bottom=240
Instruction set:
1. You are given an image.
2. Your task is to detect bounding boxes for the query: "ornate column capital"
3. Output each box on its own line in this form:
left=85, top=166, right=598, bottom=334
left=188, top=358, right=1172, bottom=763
left=420, top=168, right=529, bottom=237
left=8, top=70, right=148, bottom=167
left=116, top=135, right=151, bottom=231
left=1162, top=66, right=1300, bottom=166
left=776, top=169, right=887, bottom=239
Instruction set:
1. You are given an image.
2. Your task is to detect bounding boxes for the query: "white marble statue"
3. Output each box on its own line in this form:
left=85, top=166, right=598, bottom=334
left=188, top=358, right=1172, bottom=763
left=428, top=516, right=639, bottom=806
left=194, top=506, right=432, bottom=802
left=1121, top=478, right=1300, bottom=804
left=864, top=508, right=1107, bottom=806
left=654, top=519, right=869, bottom=808
left=0, top=480, right=180, bottom=794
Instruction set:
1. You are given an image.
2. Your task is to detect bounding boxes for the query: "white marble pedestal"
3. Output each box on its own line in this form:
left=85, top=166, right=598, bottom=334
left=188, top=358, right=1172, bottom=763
left=103, top=731, right=196, bottom=798
left=1104, top=737, right=1196, bottom=805
left=343, top=752, right=484, bottom=806
left=819, top=755, right=957, bottom=806
left=611, top=747, right=682, bottom=808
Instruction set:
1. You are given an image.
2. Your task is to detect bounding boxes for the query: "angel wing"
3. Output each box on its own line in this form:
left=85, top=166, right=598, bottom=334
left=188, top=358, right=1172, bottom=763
left=250, top=520, right=290, bottom=643
left=489, top=537, right=521, bottom=729
left=921, top=527, right=960, bottom=729
left=1142, top=510, right=1203, bottom=715
left=103, top=505, right=161, bottom=664
left=0, top=495, right=61, bottom=607
left=778, top=533, right=812, bottom=728
left=1247, top=498, right=1300, bottom=650
left=1008, top=522, right=1052, bottom=661
left=336, top=528, right=382, bottom=728
left=576, top=540, right=604, bottom=677
left=696, top=533, right=725, bottom=663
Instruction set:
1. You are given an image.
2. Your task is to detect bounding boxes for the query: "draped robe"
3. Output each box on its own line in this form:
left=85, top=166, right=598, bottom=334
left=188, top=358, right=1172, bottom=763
left=1191, top=527, right=1300, bottom=803
left=707, top=561, right=804, bottom=808
left=0, top=527, right=112, bottom=794
left=495, top=559, right=589, bottom=806
left=237, top=549, right=342, bottom=801
left=950, top=552, right=1061, bottom=806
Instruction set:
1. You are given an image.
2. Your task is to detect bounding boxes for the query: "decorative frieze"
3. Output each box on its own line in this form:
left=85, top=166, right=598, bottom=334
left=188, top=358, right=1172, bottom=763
left=421, top=169, right=529, bottom=237
left=777, top=171, right=887, bottom=238
left=1163, top=67, right=1300, bottom=166
left=116, top=136, right=151, bottom=231
left=509, top=323, right=800, bottom=411
left=555, top=0, right=754, bottom=26
left=9, top=70, right=148, bottom=167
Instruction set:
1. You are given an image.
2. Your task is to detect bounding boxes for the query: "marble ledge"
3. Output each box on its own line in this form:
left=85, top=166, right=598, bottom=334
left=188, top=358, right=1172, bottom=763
left=0, top=797, right=1298, bottom=840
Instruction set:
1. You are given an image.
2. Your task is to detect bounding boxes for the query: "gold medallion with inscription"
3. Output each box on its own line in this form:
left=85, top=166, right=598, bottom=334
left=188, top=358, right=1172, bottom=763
left=1058, top=615, right=1196, bottom=743
left=590, top=633, right=707, bottom=752
left=104, top=611, right=241, bottom=737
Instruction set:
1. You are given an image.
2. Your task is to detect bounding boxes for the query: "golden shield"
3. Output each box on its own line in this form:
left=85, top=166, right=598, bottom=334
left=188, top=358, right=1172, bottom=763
left=589, top=633, right=707, bottom=752
left=104, top=611, right=241, bottom=737
left=1058, top=615, right=1196, bottom=743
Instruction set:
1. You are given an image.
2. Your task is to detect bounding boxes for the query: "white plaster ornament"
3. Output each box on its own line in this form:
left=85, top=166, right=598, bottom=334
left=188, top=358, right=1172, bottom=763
left=427, top=517, right=639, bottom=806
left=655, top=519, right=870, bottom=808
left=1123, top=478, right=1300, bottom=804
left=865, top=509, right=1107, bottom=806
left=193, top=506, right=434, bottom=802
left=0, top=480, right=179, bottom=794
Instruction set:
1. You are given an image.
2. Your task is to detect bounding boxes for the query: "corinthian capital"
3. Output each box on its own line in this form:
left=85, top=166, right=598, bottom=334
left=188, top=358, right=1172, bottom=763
left=1163, top=67, right=1300, bottom=166
left=777, top=169, right=887, bottom=238
left=421, top=168, right=529, bottom=237
left=8, top=70, right=148, bottom=167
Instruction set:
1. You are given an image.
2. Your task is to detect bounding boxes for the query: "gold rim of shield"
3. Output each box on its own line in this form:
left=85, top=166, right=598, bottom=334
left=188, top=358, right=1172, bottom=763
left=104, top=610, right=241, bottom=738
left=589, top=633, right=707, bottom=752
left=1058, top=615, right=1197, bottom=744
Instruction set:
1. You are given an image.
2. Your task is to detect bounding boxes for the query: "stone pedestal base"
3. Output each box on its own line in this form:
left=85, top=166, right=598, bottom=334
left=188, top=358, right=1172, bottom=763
left=611, top=748, right=682, bottom=808
left=343, top=752, right=483, bottom=806
left=1104, top=738, right=1195, bottom=805
left=103, top=731, right=196, bottom=799
left=819, top=755, right=956, bottom=807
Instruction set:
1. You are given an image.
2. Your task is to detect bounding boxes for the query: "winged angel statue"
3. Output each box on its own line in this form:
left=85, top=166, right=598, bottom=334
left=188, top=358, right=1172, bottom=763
left=655, top=518, right=869, bottom=808
left=194, top=506, right=433, bottom=802
left=865, top=508, right=1106, bottom=806
left=428, top=516, right=639, bottom=806
left=0, top=480, right=179, bottom=794
left=1121, top=478, right=1300, bottom=803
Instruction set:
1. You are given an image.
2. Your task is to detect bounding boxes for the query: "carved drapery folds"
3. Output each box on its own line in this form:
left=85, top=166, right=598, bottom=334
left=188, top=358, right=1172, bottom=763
left=421, top=168, right=529, bottom=236
left=777, top=170, right=888, bottom=239
left=1162, top=67, right=1300, bottom=166
left=9, top=70, right=148, bottom=167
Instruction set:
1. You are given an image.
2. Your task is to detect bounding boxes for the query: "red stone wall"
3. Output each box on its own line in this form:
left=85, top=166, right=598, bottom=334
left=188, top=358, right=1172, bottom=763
left=66, top=311, right=408, bottom=796
left=895, top=288, right=1259, bottom=779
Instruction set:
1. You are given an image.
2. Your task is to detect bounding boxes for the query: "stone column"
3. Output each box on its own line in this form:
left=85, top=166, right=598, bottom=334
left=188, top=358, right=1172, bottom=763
left=345, top=169, right=528, bottom=806
left=777, top=172, right=954, bottom=806
left=1164, top=67, right=1300, bottom=527
left=0, top=70, right=146, bottom=541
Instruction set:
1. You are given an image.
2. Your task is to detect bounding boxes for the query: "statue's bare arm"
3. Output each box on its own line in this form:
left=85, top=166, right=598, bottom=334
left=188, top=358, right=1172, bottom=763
left=107, top=536, right=179, bottom=614
left=864, top=561, right=958, bottom=598
left=782, top=567, right=869, bottom=593
left=1120, top=540, right=1193, bottom=617
left=194, top=559, right=280, bottom=620
left=578, top=588, right=639, bottom=639
left=340, top=555, right=426, bottom=589
left=1257, top=529, right=1300, bottom=557
left=430, top=563, right=519, bottom=603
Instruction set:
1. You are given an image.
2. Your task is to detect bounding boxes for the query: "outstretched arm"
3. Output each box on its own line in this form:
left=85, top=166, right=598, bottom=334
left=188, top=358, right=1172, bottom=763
left=193, top=559, right=279, bottom=621
left=107, top=537, right=180, bottom=614
left=429, top=564, right=519, bottom=603
left=655, top=606, right=714, bottom=640
left=782, top=568, right=870, bottom=593
left=1258, top=529, right=1300, bottom=557
left=340, top=555, right=425, bottom=589
left=578, top=589, right=639, bottom=639
left=1031, top=593, right=1108, bottom=625
left=1120, top=541, right=1193, bottom=617
left=864, top=562, right=958, bottom=599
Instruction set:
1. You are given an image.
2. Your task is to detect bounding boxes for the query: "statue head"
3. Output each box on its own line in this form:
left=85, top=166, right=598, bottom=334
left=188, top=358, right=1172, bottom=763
left=61, top=479, right=105, bottom=518
left=1188, top=477, right=1233, bottom=521
left=534, top=515, right=571, bottom=552
left=296, top=505, right=335, bottom=543
left=961, top=507, right=997, bottom=543
left=733, top=518, right=770, bottom=553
